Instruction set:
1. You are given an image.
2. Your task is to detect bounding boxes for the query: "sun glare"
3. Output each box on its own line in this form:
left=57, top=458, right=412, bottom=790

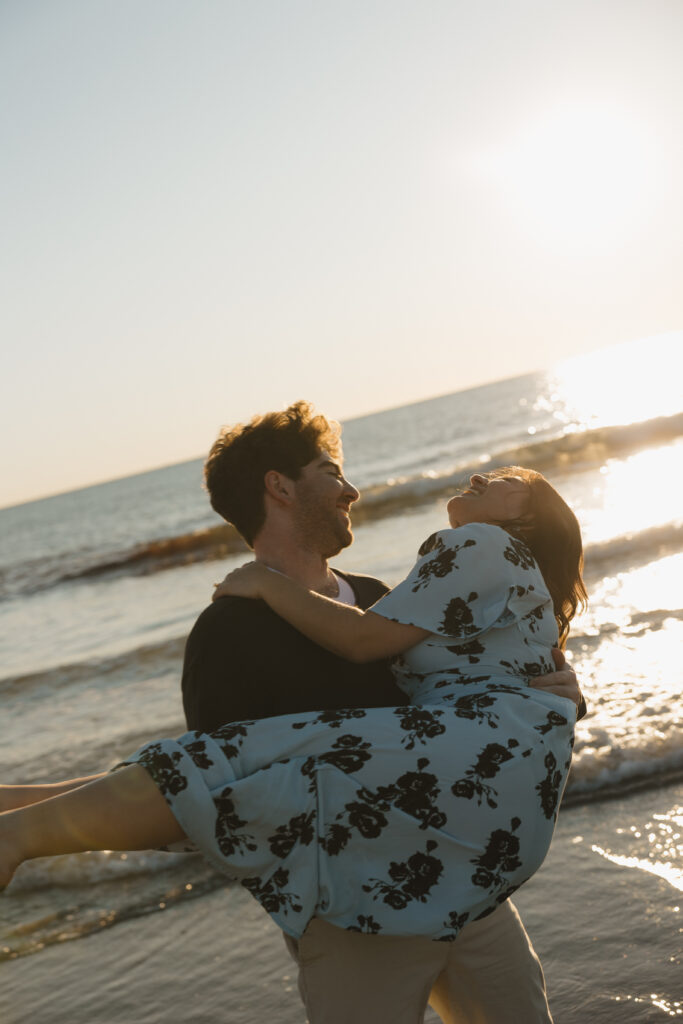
left=551, top=334, right=683, bottom=429
left=475, top=101, right=659, bottom=243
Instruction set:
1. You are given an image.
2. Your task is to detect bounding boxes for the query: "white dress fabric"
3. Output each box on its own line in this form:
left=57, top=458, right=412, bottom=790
left=124, top=524, right=576, bottom=940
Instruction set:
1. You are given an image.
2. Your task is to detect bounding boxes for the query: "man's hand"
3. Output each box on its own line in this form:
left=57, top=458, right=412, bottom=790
left=530, top=648, right=585, bottom=716
left=212, top=561, right=270, bottom=602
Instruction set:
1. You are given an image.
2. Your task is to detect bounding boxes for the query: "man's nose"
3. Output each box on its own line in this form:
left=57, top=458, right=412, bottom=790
left=343, top=478, right=360, bottom=503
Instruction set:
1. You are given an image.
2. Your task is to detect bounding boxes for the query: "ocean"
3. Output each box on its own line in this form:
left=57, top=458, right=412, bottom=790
left=2, top=334, right=682, bottom=1022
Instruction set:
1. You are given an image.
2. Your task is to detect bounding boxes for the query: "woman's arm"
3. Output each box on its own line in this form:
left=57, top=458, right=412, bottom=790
left=213, top=563, right=428, bottom=662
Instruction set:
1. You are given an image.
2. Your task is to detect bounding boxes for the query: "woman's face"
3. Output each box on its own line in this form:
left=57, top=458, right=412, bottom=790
left=447, top=474, right=530, bottom=528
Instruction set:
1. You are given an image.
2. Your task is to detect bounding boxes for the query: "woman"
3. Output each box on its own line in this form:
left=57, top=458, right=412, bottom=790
left=0, top=467, right=586, bottom=943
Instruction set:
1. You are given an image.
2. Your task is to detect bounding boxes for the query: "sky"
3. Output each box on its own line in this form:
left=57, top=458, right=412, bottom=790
left=2, top=0, right=682, bottom=508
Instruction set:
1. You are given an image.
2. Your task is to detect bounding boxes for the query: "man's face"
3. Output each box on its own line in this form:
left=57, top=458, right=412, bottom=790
left=291, top=452, right=360, bottom=557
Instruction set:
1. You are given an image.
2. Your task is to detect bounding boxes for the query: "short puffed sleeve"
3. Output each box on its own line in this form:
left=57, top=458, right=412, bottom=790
left=371, top=523, right=547, bottom=639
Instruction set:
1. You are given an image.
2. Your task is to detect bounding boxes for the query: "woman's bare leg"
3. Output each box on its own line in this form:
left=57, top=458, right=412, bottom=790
left=0, top=775, right=107, bottom=812
left=0, top=764, right=185, bottom=889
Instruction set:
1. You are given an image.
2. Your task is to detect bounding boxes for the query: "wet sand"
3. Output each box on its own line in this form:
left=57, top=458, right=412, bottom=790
left=2, top=782, right=681, bottom=1024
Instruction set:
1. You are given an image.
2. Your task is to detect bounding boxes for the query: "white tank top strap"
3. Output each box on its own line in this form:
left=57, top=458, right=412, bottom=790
left=332, top=572, right=357, bottom=606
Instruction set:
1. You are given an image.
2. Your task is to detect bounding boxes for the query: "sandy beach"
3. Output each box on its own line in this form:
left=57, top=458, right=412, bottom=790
left=3, top=780, right=680, bottom=1024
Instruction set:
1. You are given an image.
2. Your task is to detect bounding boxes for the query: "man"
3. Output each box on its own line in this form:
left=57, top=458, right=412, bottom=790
left=182, top=400, right=583, bottom=1024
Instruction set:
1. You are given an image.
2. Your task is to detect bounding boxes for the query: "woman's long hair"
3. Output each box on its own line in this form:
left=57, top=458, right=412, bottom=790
left=486, top=466, right=588, bottom=648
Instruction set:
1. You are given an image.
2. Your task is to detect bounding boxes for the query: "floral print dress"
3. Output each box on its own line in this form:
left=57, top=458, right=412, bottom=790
left=123, top=523, right=576, bottom=941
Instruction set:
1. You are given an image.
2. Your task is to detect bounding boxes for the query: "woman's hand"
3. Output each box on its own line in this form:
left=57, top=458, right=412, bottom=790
left=212, top=561, right=270, bottom=602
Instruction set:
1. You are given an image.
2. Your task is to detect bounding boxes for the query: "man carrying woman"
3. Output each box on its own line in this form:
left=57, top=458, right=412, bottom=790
left=1, top=402, right=585, bottom=1024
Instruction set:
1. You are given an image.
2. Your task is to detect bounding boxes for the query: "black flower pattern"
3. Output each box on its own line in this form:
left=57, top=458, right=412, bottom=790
left=242, top=867, right=303, bottom=914
left=347, top=914, right=383, bottom=934
left=451, top=739, right=519, bottom=808
left=268, top=811, right=316, bottom=858
left=445, top=638, right=486, bottom=663
left=471, top=817, right=523, bottom=891
left=300, top=734, right=373, bottom=792
left=537, top=751, right=563, bottom=820
left=522, top=603, right=546, bottom=633
left=346, top=802, right=388, bottom=838
left=442, top=908, right=470, bottom=933
left=320, top=822, right=353, bottom=856
left=441, top=594, right=480, bottom=637
left=394, top=706, right=446, bottom=750
left=417, top=532, right=444, bottom=558
left=435, top=667, right=492, bottom=690
left=503, top=536, right=536, bottom=570
left=184, top=738, right=214, bottom=771
left=363, top=840, right=444, bottom=908
left=211, top=721, right=253, bottom=759
left=534, top=710, right=569, bottom=735
left=412, top=537, right=477, bottom=592
left=451, top=691, right=500, bottom=727
left=499, top=657, right=553, bottom=679
left=292, top=708, right=367, bottom=730
left=391, top=759, right=447, bottom=830
left=136, top=743, right=188, bottom=797
left=213, top=786, right=258, bottom=857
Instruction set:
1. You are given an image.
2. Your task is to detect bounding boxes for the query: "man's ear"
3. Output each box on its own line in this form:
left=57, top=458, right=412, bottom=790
left=263, top=470, right=296, bottom=506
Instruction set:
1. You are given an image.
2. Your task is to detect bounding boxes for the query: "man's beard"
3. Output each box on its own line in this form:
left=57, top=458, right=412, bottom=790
left=294, top=503, right=353, bottom=558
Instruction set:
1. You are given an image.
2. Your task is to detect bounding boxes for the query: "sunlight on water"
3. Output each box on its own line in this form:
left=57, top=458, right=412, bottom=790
left=577, top=552, right=683, bottom=630
left=592, top=804, right=683, bottom=893
left=575, top=442, right=683, bottom=544
left=548, top=333, right=683, bottom=428
left=592, top=846, right=683, bottom=892
left=612, top=994, right=683, bottom=1018
left=568, top=622, right=683, bottom=789
left=567, top=552, right=683, bottom=791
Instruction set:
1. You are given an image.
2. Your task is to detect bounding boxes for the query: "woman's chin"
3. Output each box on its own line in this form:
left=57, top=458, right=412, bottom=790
left=447, top=498, right=471, bottom=529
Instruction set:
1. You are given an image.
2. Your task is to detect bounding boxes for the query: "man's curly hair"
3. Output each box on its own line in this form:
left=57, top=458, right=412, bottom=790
left=204, top=401, right=342, bottom=546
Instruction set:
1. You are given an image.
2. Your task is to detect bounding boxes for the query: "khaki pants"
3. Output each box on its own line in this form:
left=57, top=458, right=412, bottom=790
left=284, top=901, right=553, bottom=1024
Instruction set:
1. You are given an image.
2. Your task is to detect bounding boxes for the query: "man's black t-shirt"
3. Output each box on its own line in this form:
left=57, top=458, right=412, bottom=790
left=182, top=570, right=405, bottom=732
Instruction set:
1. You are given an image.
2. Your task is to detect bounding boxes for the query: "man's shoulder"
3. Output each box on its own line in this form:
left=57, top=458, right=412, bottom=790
left=188, top=596, right=269, bottom=641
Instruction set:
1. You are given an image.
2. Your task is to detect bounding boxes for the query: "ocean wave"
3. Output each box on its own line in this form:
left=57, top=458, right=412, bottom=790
left=352, top=410, right=683, bottom=521
left=0, top=524, right=249, bottom=600
left=564, top=749, right=683, bottom=807
left=582, top=521, right=683, bottom=577
left=0, top=635, right=186, bottom=699
left=1, top=853, right=222, bottom=961
left=2, top=599, right=681, bottom=707
left=2, top=411, right=681, bottom=599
